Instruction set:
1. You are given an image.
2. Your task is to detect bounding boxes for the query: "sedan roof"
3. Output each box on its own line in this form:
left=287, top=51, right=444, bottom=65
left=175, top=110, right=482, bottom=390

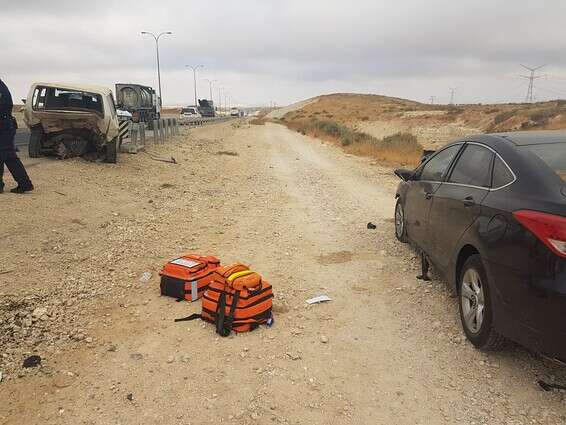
left=490, top=131, right=566, bottom=146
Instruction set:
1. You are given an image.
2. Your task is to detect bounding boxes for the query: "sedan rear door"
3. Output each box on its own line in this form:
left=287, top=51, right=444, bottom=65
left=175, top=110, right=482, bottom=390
left=427, top=143, right=495, bottom=270
left=404, top=144, right=463, bottom=253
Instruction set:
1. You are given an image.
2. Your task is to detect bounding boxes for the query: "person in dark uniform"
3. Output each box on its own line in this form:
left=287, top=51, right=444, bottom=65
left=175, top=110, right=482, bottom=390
left=0, top=79, right=33, bottom=194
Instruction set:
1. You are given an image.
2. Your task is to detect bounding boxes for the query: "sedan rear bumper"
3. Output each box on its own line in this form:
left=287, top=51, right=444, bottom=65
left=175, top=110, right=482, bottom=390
left=486, top=258, right=566, bottom=361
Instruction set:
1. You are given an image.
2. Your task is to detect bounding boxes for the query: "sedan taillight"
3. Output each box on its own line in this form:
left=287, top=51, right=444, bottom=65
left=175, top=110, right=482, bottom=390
left=513, top=210, right=566, bottom=258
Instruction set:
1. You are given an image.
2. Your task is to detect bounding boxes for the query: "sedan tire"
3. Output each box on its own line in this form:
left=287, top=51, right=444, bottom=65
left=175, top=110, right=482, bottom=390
left=395, top=198, right=408, bottom=243
left=458, top=254, right=506, bottom=350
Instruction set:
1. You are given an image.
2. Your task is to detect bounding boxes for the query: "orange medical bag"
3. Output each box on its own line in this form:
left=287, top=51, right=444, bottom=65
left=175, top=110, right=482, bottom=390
left=175, top=264, right=274, bottom=336
left=159, top=254, right=221, bottom=301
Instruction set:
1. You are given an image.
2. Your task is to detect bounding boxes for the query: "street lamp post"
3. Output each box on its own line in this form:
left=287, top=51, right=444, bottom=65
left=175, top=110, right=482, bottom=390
left=218, top=87, right=223, bottom=115
left=141, top=31, right=172, bottom=108
left=204, top=79, right=217, bottom=104
left=186, top=65, right=203, bottom=107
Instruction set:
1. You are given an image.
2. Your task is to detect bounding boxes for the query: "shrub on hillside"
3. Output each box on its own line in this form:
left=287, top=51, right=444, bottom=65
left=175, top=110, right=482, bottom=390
left=493, top=110, right=516, bottom=126
left=382, top=132, right=419, bottom=149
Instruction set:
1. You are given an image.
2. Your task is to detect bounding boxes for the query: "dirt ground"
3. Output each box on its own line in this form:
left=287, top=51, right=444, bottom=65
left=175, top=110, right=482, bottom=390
left=1, top=121, right=566, bottom=425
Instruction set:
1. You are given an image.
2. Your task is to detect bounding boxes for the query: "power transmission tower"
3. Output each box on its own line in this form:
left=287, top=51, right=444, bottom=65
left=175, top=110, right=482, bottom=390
left=449, top=88, right=456, bottom=105
left=429, top=96, right=437, bottom=105
left=520, top=64, right=545, bottom=103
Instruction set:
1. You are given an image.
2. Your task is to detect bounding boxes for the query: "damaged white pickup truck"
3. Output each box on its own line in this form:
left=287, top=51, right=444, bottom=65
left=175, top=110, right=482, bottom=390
left=23, top=82, right=120, bottom=163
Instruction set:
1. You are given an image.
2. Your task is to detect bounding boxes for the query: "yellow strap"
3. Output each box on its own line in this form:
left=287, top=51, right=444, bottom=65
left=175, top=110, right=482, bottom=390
left=227, top=270, right=254, bottom=282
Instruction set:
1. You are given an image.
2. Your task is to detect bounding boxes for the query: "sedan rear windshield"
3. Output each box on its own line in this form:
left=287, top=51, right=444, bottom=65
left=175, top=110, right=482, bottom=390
left=521, top=143, right=566, bottom=182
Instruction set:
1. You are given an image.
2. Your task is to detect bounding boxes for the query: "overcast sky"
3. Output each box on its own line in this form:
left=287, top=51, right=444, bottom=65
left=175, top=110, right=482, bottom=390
left=2, top=0, right=566, bottom=107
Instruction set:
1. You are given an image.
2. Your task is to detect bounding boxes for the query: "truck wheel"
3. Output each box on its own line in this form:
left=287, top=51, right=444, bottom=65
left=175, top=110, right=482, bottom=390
left=28, top=129, right=43, bottom=158
left=105, top=138, right=118, bottom=164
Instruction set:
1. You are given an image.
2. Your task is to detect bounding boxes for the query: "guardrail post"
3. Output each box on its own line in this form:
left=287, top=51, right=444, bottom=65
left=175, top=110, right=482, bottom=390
left=131, top=123, right=139, bottom=146
left=139, top=123, right=146, bottom=147
left=172, top=118, right=178, bottom=135
left=166, top=119, right=171, bottom=139
left=159, top=119, right=165, bottom=142
left=152, top=120, right=159, bottom=144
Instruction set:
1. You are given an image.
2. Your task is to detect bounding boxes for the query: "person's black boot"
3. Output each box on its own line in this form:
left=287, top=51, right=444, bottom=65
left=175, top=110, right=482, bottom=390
left=10, top=184, right=34, bottom=194
left=0, top=183, right=4, bottom=194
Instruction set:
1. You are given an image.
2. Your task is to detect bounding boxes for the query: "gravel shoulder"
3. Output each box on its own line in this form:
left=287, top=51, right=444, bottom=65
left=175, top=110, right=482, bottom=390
left=1, top=121, right=565, bottom=424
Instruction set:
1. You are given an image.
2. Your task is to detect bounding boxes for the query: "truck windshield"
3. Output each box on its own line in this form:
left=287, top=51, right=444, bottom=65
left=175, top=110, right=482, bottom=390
left=33, top=86, right=104, bottom=115
left=521, top=143, right=566, bottom=182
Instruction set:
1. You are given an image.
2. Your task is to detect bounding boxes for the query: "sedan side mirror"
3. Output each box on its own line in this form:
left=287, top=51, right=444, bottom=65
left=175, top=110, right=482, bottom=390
left=394, top=168, right=414, bottom=181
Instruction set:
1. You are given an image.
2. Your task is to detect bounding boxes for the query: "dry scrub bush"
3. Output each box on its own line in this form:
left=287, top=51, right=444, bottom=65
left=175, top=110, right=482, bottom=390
left=287, top=119, right=422, bottom=166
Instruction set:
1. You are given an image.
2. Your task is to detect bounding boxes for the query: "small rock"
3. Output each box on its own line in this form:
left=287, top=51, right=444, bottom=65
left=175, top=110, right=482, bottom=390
left=23, top=355, right=41, bottom=368
left=0, top=371, right=3, bottom=383
left=107, top=345, right=117, bottom=352
left=130, top=352, right=143, bottom=360
left=320, top=335, right=329, bottom=344
left=85, top=337, right=93, bottom=344
left=126, top=393, right=134, bottom=401
left=32, top=307, right=47, bottom=318
left=286, top=352, right=301, bottom=361
left=166, top=356, right=175, bottom=364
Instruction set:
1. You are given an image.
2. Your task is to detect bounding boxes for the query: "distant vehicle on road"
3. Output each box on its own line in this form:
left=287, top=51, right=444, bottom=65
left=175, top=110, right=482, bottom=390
left=23, top=82, right=120, bottom=163
left=197, top=99, right=215, bottom=117
left=181, top=106, right=201, bottom=118
left=394, top=131, right=566, bottom=361
left=115, top=83, right=160, bottom=123
left=230, top=107, right=244, bottom=117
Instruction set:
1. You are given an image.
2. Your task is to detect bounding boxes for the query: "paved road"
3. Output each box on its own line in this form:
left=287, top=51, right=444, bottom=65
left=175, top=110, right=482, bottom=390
left=15, top=128, right=30, bottom=146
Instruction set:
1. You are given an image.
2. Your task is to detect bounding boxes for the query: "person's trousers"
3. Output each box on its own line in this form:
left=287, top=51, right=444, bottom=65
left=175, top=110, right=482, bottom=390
left=0, top=149, right=33, bottom=189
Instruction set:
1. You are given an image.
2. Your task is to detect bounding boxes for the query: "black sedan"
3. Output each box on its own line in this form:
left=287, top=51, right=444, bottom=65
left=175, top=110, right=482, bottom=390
left=394, top=131, right=566, bottom=361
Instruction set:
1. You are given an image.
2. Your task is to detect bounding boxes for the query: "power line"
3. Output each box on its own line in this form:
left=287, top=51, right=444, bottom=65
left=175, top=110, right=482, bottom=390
left=519, top=64, right=545, bottom=103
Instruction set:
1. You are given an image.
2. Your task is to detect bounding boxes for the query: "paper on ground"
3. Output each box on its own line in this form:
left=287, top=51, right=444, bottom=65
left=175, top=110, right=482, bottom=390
left=305, top=295, right=332, bottom=305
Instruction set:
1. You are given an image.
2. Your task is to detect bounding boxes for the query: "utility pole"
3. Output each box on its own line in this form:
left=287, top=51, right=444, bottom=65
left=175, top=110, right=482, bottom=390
left=449, top=88, right=456, bottom=105
left=204, top=79, right=217, bottom=104
left=141, top=31, right=172, bottom=108
left=429, top=96, right=437, bottom=105
left=520, top=64, right=545, bottom=103
left=186, top=65, right=203, bottom=107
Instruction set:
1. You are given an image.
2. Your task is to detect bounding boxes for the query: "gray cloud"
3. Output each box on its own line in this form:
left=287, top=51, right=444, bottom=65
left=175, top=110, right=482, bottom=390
left=2, top=0, right=566, bottom=106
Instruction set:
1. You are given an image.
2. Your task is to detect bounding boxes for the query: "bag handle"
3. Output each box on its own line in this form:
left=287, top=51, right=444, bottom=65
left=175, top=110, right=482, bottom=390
left=174, top=313, right=201, bottom=322
left=227, top=270, right=254, bottom=282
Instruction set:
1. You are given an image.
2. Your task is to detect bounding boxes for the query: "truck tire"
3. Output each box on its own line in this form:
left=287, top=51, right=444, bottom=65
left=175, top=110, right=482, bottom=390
left=28, top=129, right=43, bottom=158
left=105, top=138, right=118, bottom=164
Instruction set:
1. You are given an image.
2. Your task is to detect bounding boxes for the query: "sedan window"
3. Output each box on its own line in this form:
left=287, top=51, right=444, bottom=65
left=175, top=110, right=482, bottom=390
left=448, top=144, right=494, bottom=188
left=492, top=156, right=514, bottom=188
left=419, top=145, right=462, bottom=182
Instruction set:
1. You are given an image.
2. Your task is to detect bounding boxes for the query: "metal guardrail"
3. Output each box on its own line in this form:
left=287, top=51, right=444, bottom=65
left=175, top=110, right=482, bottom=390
left=177, top=116, right=234, bottom=127
left=15, top=116, right=234, bottom=151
